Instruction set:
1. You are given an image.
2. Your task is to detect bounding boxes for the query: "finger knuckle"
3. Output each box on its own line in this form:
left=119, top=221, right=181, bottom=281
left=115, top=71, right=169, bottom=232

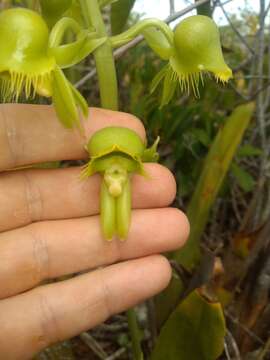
left=29, top=224, right=50, bottom=283
left=35, top=289, right=60, bottom=348
left=22, top=171, right=44, bottom=223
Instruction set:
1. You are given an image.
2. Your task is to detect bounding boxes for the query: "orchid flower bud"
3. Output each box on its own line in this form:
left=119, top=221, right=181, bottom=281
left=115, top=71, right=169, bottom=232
left=82, top=126, right=159, bottom=240
left=0, top=8, right=105, bottom=128
left=151, top=15, right=232, bottom=105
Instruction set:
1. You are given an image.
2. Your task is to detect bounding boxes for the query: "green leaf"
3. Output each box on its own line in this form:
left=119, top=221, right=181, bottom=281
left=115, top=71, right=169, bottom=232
left=151, top=291, right=226, bottom=360
left=231, top=162, right=255, bottom=192
left=237, top=144, right=263, bottom=157
left=111, top=0, right=136, bottom=35
left=192, top=128, right=211, bottom=147
left=173, top=102, right=255, bottom=268
left=196, top=0, right=212, bottom=17
left=40, top=0, right=73, bottom=28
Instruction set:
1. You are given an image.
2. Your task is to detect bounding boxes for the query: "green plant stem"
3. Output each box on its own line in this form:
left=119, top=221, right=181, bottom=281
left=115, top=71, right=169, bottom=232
left=79, top=0, right=118, bottom=110
left=79, top=2, right=143, bottom=359
left=110, top=18, right=174, bottom=48
left=127, top=308, right=144, bottom=360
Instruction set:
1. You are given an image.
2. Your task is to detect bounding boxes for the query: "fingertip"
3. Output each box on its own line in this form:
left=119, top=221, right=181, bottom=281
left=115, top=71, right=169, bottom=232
left=150, top=164, right=177, bottom=206
left=152, top=255, right=173, bottom=291
left=165, top=208, right=190, bottom=250
left=115, top=255, right=172, bottom=304
left=132, top=163, right=176, bottom=208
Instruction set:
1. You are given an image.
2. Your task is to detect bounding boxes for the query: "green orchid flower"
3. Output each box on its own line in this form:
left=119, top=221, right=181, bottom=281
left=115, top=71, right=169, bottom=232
left=111, top=15, right=232, bottom=106
left=82, top=126, right=159, bottom=240
left=150, top=15, right=233, bottom=105
left=0, top=7, right=105, bottom=128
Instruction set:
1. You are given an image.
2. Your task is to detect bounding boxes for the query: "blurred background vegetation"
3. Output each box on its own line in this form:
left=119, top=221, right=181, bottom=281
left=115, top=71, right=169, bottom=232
left=2, top=0, right=270, bottom=359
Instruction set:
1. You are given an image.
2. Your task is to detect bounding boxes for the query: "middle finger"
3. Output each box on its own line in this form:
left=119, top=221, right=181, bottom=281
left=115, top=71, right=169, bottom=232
left=0, top=163, right=176, bottom=232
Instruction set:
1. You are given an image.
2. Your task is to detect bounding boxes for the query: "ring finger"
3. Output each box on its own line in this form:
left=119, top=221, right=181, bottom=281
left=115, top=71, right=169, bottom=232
left=0, top=208, right=189, bottom=299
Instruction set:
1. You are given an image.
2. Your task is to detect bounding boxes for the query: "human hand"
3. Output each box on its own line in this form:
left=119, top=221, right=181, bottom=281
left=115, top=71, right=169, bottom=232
left=0, top=105, right=189, bottom=359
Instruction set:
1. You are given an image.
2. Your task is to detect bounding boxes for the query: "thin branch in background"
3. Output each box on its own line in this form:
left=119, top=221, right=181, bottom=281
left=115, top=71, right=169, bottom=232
left=228, top=82, right=249, bottom=101
left=257, top=0, right=267, bottom=158
left=80, top=332, right=108, bottom=359
left=258, top=335, right=270, bottom=360
left=263, top=26, right=270, bottom=111
left=226, top=330, right=241, bottom=360
left=169, top=0, right=175, bottom=15
left=105, top=347, right=127, bottom=360
left=217, top=0, right=255, bottom=55
left=263, top=1, right=270, bottom=20
left=224, top=340, right=231, bottom=360
left=225, top=311, right=265, bottom=346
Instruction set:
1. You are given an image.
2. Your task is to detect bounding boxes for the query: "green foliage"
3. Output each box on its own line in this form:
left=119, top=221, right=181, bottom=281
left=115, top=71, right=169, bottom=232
left=231, top=162, right=255, bottom=192
left=111, top=0, right=136, bottom=35
left=237, top=144, right=263, bottom=157
left=151, top=291, right=226, bottom=360
left=196, top=0, right=212, bottom=17
left=174, top=102, right=255, bottom=268
left=40, top=0, right=72, bottom=27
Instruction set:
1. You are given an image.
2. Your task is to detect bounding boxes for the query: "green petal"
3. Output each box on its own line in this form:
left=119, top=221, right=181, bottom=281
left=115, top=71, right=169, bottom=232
left=142, top=27, right=172, bottom=60
left=101, top=180, right=116, bottom=240
left=142, top=137, right=160, bottom=162
left=160, top=67, right=177, bottom=107
left=150, top=65, right=168, bottom=94
left=70, top=82, right=89, bottom=118
left=80, top=160, right=95, bottom=179
left=49, top=17, right=81, bottom=47
left=116, top=179, right=131, bottom=240
left=52, top=66, right=80, bottom=128
left=51, top=32, right=107, bottom=68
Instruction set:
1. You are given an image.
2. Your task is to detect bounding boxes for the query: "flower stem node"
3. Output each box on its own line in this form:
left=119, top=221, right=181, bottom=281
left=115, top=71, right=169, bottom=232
left=82, top=126, right=159, bottom=240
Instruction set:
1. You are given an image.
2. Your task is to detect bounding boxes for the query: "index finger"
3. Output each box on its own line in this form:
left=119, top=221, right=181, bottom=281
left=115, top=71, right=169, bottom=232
left=0, top=104, right=146, bottom=171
